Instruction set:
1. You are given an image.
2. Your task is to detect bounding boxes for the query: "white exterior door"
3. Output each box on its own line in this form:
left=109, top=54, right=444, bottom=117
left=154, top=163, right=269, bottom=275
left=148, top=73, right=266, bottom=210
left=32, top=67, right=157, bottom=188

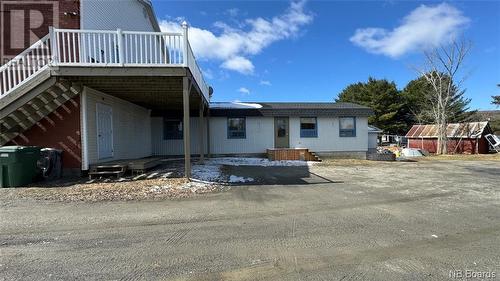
left=96, top=103, right=113, bottom=159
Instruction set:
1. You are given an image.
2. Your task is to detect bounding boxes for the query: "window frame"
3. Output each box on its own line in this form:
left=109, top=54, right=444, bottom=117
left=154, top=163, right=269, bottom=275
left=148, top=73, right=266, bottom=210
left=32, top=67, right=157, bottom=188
left=163, top=118, right=183, bottom=140
left=300, top=117, right=318, bottom=138
left=339, top=116, right=356, bottom=137
left=227, top=117, right=246, bottom=139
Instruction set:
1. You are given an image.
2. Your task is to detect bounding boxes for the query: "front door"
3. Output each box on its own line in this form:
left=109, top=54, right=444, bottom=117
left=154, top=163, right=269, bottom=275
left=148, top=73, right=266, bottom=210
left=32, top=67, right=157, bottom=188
left=96, top=103, right=113, bottom=159
left=274, top=117, right=289, bottom=148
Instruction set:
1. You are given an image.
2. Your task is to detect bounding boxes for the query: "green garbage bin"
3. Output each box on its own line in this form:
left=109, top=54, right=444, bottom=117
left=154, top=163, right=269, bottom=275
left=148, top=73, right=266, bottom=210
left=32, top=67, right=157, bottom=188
left=0, top=146, right=41, bottom=187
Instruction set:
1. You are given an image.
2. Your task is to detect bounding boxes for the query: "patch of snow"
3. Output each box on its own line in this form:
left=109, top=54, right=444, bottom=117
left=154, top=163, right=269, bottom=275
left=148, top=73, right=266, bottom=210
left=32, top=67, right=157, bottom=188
left=189, top=157, right=311, bottom=184
left=147, top=172, right=159, bottom=179
left=162, top=172, right=173, bottom=178
left=149, top=180, right=214, bottom=193
left=207, top=157, right=313, bottom=167
left=229, top=175, right=254, bottom=183
left=210, top=102, right=262, bottom=109
left=192, top=163, right=222, bottom=182
left=133, top=174, right=147, bottom=180
left=431, top=234, right=438, bottom=238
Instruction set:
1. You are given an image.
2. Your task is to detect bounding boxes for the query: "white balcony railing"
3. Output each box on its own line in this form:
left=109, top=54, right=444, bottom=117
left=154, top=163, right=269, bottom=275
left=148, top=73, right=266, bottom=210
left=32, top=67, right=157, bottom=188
left=0, top=25, right=210, bottom=101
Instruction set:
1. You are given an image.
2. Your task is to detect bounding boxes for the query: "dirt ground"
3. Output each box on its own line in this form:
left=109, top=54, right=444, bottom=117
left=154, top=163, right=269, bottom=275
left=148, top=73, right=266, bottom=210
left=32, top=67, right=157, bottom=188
left=1, top=159, right=499, bottom=280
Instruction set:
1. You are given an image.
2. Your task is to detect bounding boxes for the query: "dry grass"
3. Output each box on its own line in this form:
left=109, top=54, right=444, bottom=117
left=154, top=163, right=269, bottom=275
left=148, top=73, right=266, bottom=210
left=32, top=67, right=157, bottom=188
left=319, top=158, right=380, bottom=166
left=417, top=153, right=500, bottom=162
left=3, top=178, right=221, bottom=202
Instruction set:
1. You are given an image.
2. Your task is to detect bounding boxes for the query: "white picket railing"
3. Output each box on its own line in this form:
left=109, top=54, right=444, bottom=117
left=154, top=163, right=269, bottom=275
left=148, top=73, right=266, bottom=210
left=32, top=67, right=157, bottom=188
left=0, top=25, right=210, bottom=101
left=0, top=35, right=51, bottom=98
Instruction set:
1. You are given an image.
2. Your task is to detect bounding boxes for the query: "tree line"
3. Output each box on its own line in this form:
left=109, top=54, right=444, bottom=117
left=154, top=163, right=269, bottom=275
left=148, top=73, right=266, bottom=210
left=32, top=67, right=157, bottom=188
left=336, top=75, right=474, bottom=135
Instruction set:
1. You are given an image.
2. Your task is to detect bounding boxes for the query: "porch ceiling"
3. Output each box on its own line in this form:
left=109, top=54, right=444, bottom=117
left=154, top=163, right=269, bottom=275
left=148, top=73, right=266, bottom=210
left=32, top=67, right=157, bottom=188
left=53, top=67, right=206, bottom=111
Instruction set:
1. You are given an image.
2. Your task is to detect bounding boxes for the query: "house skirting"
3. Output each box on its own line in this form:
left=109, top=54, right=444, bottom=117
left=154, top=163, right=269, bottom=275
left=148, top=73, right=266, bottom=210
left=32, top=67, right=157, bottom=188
left=315, top=151, right=367, bottom=160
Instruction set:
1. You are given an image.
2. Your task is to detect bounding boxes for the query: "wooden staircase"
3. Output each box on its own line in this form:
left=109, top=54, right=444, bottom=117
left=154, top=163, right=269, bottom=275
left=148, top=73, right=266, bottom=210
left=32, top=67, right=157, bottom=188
left=308, top=151, right=322, bottom=162
left=267, top=148, right=322, bottom=162
left=0, top=79, right=82, bottom=145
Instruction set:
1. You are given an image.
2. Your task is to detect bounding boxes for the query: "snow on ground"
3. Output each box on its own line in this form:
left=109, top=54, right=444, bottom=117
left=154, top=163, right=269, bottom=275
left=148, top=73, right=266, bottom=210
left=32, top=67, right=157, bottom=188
left=228, top=175, right=254, bottom=183
left=150, top=180, right=216, bottom=193
left=190, top=157, right=312, bottom=184
left=192, top=162, right=223, bottom=182
left=207, top=157, right=313, bottom=167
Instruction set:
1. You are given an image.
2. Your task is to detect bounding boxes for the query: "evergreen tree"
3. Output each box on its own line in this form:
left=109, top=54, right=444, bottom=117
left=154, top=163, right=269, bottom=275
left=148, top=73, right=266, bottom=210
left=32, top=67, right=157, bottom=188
left=336, top=77, right=406, bottom=134
left=493, top=84, right=500, bottom=105
left=401, top=74, right=474, bottom=125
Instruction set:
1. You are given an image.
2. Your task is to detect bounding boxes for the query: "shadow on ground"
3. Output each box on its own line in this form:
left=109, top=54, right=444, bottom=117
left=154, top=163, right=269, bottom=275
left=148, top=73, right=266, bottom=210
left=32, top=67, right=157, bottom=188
left=222, top=165, right=343, bottom=185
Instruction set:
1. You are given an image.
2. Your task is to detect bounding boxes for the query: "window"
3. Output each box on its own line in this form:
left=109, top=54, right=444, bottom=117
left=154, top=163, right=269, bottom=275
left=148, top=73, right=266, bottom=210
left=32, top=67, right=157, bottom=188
left=300, top=117, right=317, bottom=137
left=339, top=117, right=356, bottom=137
left=164, top=119, right=183, bottom=140
left=227, top=117, right=246, bottom=139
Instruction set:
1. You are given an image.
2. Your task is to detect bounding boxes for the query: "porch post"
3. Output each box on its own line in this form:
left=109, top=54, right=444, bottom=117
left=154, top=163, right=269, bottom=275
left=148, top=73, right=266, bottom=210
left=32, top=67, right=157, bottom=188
left=206, top=108, right=211, bottom=158
left=199, top=101, right=205, bottom=163
left=183, top=77, right=191, bottom=178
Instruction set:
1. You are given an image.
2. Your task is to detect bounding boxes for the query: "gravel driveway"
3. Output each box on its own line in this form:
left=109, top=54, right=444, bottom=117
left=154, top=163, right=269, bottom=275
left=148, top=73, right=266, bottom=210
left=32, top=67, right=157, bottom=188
left=1, top=159, right=499, bottom=280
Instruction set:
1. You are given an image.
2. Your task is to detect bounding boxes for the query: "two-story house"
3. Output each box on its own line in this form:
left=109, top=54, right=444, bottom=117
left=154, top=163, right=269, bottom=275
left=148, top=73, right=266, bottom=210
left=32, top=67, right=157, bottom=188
left=0, top=0, right=374, bottom=179
left=0, top=0, right=209, bottom=177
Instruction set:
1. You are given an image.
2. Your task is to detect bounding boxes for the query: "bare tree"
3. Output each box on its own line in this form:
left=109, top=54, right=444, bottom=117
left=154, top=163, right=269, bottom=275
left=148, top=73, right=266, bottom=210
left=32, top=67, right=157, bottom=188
left=414, top=39, right=471, bottom=154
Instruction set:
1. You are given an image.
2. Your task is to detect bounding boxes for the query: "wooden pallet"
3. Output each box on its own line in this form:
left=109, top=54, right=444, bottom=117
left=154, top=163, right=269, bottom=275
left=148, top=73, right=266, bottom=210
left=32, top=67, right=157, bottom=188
left=89, top=164, right=127, bottom=179
left=88, top=157, right=162, bottom=178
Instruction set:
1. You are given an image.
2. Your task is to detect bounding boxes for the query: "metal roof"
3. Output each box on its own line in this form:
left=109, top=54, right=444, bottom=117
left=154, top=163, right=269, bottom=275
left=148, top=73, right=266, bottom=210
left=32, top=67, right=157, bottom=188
left=209, top=102, right=374, bottom=117
left=368, top=125, right=383, bottom=133
left=405, top=122, right=491, bottom=139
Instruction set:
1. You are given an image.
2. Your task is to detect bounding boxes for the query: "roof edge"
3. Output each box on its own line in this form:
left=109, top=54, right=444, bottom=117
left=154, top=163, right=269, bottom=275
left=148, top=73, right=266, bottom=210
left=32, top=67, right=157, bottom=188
left=137, top=0, right=161, bottom=32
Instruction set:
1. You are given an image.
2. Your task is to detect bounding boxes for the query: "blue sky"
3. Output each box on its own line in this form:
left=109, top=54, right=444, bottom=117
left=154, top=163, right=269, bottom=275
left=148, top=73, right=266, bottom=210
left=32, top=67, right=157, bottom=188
left=153, top=0, right=500, bottom=110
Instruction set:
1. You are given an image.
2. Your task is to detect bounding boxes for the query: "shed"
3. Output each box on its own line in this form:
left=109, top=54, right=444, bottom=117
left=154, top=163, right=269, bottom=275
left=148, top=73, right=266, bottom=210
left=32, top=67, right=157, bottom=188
left=368, top=125, right=382, bottom=152
left=405, top=122, right=493, bottom=154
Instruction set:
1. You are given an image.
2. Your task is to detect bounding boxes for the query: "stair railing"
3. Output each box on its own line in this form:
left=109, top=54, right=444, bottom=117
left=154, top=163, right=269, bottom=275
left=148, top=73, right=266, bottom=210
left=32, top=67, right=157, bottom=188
left=0, top=35, right=51, bottom=98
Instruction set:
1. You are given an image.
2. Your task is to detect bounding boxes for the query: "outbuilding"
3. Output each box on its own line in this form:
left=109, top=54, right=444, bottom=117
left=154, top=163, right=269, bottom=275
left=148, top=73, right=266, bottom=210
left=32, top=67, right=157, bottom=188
left=405, top=122, right=493, bottom=154
left=368, top=125, right=382, bottom=153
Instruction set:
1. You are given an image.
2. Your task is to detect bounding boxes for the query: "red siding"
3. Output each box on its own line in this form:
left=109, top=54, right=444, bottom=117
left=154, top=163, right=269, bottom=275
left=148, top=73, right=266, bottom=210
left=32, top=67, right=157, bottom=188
left=1, top=0, right=80, bottom=62
left=408, top=137, right=489, bottom=154
left=9, top=97, right=82, bottom=169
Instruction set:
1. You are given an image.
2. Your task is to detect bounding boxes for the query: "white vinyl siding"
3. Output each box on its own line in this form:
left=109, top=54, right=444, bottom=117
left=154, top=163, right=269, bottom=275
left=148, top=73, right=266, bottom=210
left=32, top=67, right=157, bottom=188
left=81, top=0, right=156, bottom=32
left=289, top=117, right=368, bottom=152
left=150, top=116, right=368, bottom=156
left=209, top=117, right=274, bottom=154
left=83, top=87, right=151, bottom=165
left=151, top=117, right=207, bottom=156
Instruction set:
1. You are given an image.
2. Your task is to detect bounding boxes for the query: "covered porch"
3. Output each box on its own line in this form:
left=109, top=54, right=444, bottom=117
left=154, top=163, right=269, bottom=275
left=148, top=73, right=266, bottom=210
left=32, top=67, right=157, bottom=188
left=0, top=25, right=211, bottom=178
left=66, top=68, right=209, bottom=178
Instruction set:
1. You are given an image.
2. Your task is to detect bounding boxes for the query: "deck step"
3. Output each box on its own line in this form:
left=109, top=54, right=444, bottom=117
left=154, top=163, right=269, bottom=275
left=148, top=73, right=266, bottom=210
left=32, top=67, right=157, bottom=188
left=267, top=148, right=322, bottom=161
left=89, top=164, right=127, bottom=179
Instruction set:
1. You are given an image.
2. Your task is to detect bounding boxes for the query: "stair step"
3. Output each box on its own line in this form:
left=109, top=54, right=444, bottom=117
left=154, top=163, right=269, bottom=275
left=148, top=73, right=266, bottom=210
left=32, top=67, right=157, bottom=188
left=0, top=80, right=81, bottom=145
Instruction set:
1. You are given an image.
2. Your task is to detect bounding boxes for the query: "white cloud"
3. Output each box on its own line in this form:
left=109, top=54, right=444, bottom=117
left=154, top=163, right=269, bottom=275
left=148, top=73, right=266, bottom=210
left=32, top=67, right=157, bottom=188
left=226, top=8, right=240, bottom=17
left=350, top=3, right=469, bottom=58
left=260, top=80, right=272, bottom=86
left=238, top=87, right=251, bottom=95
left=159, top=0, right=313, bottom=74
left=221, top=56, right=254, bottom=74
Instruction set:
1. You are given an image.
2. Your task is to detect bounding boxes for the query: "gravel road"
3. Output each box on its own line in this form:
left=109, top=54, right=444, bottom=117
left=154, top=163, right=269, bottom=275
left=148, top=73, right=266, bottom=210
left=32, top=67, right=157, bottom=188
left=1, top=160, right=499, bottom=280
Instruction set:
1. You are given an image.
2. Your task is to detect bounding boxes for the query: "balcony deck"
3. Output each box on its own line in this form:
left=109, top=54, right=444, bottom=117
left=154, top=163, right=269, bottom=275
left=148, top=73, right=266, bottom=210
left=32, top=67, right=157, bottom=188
left=0, top=26, right=210, bottom=108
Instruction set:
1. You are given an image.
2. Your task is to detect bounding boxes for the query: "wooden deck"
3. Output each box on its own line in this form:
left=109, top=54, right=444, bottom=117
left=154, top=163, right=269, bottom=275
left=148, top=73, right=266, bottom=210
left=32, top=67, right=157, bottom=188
left=89, top=157, right=162, bottom=178
left=267, top=148, right=321, bottom=161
